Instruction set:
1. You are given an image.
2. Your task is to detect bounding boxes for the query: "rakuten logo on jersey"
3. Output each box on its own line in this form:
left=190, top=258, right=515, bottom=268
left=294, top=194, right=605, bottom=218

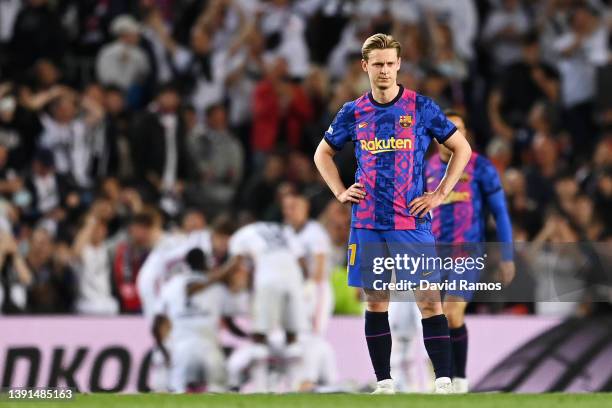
left=359, top=137, right=413, bottom=154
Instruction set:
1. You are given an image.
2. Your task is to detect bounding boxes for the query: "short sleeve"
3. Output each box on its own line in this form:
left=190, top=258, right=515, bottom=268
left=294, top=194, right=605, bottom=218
left=323, top=102, right=354, bottom=150
left=284, top=226, right=306, bottom=259
left=308, top=224, right=331, bottom=255
left=219, top=287, right=236, bottom=317
left=418, top=95, right=457, bottom=144
left=476, top=155, right=503, bottom=196
left=228, top=229, right=248, bottom=257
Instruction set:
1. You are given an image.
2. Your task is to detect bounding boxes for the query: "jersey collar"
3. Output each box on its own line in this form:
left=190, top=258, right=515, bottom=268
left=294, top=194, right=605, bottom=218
left=368, top=84, right=404, bottom=108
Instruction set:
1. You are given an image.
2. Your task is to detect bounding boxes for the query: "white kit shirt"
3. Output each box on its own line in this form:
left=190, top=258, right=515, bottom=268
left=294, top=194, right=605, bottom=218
left=137, top=229, right=213, bottom=317
left=228, top=222, right=304, bottom=290
left=292, top=220, right=332, bottom=281
left=156, top=273, right=232, bottom=344
left=76, top=243, right=118, bottom=314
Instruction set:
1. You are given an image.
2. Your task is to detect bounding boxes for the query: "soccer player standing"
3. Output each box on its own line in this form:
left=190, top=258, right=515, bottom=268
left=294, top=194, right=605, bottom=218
left=426, top=112, right=515, bottom=393
left=314, top=34, right=472, bottom=394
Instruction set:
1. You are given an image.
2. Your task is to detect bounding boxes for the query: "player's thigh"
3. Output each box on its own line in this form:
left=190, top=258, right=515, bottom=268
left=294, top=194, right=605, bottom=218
left=389, top=300, right=422, bottom=338
left=253, top=286, right=283, bottom=334
left=170, top=341, right=198, bottom=392
left=312, top=282, right=334, bottom=334
left=202, top=343, right=226, bottom=384
left=282, top=286, right=305, bottom=334
left=384, top=228, right=440, bottom=286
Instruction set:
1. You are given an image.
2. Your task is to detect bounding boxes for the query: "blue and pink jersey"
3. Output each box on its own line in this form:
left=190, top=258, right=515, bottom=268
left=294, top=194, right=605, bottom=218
left=324, top=85, right=456, bottom=230
left=426, top=152, right=509, bottom=244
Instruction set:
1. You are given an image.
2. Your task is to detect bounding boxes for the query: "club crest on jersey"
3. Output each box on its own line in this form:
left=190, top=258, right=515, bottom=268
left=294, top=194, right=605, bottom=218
left=399, top=115, right=413, bottom=128
left=360, top=137, right=413, bottom=154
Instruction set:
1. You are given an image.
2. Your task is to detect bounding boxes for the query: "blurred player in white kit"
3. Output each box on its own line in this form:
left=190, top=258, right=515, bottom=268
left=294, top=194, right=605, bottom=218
left=227, top=221, right=306, bottom=392
left=146, top=214, right=239, bottom=392
left=137, top=209, right=211, bottom=319
left=388, top=295, right=427, bottom=392
left=153, top=247, right=238, bottom=392
left=282, top=193, right=338, bottom=390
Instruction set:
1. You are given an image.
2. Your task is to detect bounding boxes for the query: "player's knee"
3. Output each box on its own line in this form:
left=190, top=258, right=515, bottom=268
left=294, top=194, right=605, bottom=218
left=364, top=289, right=389, bottom=312
left=366, top=301, right=389, bottom=312
left=417, top=301, right=442, bottom=318
left=443, top=304, right=465, bottom=328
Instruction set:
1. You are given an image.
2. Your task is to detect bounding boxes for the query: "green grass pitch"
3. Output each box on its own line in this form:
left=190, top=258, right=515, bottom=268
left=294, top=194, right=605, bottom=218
left=1, top=393, right=611, bottom=408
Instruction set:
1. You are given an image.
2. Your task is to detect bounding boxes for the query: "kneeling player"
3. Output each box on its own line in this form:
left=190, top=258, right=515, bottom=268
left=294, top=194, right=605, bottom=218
left=153, top=248, right=238, bottom=392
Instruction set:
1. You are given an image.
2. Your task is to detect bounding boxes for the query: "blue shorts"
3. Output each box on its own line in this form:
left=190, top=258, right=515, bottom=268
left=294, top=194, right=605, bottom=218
left=438, top=244, right=484, bottom=301
left=347, top=226, right=441, bottom=289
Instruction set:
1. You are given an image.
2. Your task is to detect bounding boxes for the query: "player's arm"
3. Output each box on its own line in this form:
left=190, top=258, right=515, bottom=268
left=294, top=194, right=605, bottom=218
left=222, top=316, right=249, bottom=338
left=296, top=255, right=309, bottom=280
left=314, top=141, right=365, bottom=204
left=310, top=253, right=327, bottom=284
left=71, top=214, right=97, bottom=258
left=152, top=314, right=172, bottom=366
left=314, top=102, right=366, bottom=204
left=186, top=255, right=240, bottom=296
left=480, top=159, right=515, bottom=285
left=409, top=131, right=472, bottom=216
left=487, top=189, right=516, bottom=285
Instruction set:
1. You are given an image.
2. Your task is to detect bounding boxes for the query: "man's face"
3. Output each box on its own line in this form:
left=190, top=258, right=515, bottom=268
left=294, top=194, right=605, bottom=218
left=129, top=223, right=152, bottom=247
left=211, top=232, right=230, bottom=260
left=158, top=90, right=180, bottom=113
left=362, top=48, right=400, bottom=91
left=182, top=212, right=206, bottom=233
left=207, top=107, right=227, bottom=130
left=30, top=229, right=53, bottom=260
left=282, top=195, right=309, bottom=227
left=105, top=90, right=125, bottom=115
left=121, top=32, right=140, bottom=46
left=522, top=43, right=540, bottom=65
left=53, top=96, right=77, bottom=123
left=91, top=222, right=108, bottom=245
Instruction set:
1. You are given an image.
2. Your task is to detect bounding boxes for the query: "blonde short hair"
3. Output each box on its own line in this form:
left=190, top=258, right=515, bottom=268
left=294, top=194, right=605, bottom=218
left=361, top=33, right=401, bottom=61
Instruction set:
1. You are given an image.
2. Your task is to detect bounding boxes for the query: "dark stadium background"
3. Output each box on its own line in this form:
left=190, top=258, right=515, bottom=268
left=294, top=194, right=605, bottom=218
left=0, top=0, right=611, bottom=395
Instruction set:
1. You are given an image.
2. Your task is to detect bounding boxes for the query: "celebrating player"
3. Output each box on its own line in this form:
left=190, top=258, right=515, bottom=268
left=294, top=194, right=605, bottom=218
left=314, top=33, right=472, bottom=394
left=425, top=111, right=515, bottom=393
left=153, top=248, right=238, bottom=392
left=228, top=221, right=306, bottom=392
left=137, top=209, right=211, bottom=319
left=282, top=193, right=338, bottom=390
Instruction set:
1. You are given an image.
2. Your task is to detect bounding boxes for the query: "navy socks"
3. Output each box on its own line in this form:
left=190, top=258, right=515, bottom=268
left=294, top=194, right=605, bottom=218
left=450, top=324, right=468, bottom=378
left=422, top=314, right=452, bottom=379
left=365, top=311, right=392, bottom=381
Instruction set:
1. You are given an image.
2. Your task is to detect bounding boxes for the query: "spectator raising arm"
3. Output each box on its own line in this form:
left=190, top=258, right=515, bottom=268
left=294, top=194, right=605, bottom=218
left=0, top=232, right=32, bottom=287
left=72, top=214, right=98, bottom=260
